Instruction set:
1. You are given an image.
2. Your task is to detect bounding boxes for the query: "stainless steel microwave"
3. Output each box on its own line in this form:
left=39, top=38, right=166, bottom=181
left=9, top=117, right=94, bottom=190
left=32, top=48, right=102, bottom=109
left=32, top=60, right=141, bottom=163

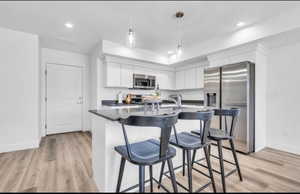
left=133, top=74, right=156, bottom=89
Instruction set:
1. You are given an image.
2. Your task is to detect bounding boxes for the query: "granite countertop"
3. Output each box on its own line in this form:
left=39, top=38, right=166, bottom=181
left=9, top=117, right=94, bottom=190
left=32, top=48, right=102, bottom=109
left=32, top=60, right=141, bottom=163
left=101, top=100, right=204, bottom=107
left=89, top=106, right=210, bottom=121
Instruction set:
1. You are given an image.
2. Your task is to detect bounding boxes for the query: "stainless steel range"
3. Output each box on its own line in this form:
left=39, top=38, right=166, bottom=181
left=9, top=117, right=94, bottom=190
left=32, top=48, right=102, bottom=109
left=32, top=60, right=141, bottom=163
left=204, top=61, right=255, bottom=154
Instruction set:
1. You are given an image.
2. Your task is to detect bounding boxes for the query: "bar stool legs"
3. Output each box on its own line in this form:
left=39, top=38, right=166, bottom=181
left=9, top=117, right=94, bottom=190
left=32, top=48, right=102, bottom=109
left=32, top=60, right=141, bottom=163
left=139, top=165, right=145, bottom=192
left=158, top=161, right=165, bottom=189
left=116, top=157, right=126, bottom=192
left=217, top=140, right=226, bottom=193
left=204, top=146, right=216, bottom=193
left=229, top=139, right=243, bottom=181
left=192, top=149, right=198, bottom=167
left=167, top=159, right=178, bottom=193
left=149, top=165, right=153, bottom=192
left=183, top=150, right=186, bottom=176
left=157, top=160, right=178, bottom=192
left=186, top=150, right=193, bottom=192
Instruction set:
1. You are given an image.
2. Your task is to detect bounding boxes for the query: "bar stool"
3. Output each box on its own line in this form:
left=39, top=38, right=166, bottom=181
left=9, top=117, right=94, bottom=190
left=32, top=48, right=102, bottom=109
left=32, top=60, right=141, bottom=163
left=191, top=108, right=242, bottom=193
left=158, top=110, right=216, bottom=193
left=115, top=113, right=179, bottom=193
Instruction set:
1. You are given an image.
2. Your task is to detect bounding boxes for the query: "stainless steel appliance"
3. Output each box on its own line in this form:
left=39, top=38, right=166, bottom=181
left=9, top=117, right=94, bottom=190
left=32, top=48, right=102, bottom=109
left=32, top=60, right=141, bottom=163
left=133, top=74, right=156, bottom=89
left=204, top=61, right=255, bottom=154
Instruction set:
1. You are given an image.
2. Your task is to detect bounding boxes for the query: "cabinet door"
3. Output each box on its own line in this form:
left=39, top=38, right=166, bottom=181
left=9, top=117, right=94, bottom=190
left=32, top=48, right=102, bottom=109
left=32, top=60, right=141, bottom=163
left=106, top=62, right=121, bottom=87
left=185, top=68, right=196, bottom=89
left=167, top=71, right=175, bottom=90
left=195, top=66, right=204, bottom=88
left=121, top=64, right=133, bottom=88
left=176, top=70, right=185, bottom=90
left=133, top=66, right=149, bottom=75
left=156, top=71, right=169, bottom=90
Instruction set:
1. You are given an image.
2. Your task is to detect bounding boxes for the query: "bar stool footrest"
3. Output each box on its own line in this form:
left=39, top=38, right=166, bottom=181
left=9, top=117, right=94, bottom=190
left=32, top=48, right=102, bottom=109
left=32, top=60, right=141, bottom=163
left=161, top=163, right=213, bottom=192
left=121, top=177, right=171, bottom=193
left=193, top=159, right=238, bottom=178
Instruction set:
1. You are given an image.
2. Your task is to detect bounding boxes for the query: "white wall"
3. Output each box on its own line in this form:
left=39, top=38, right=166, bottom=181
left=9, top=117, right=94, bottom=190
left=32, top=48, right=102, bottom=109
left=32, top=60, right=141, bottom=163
left=266, top=41, right=300, bottom=154
left=0, top=27, right=40, bottom=153
left=40, top=48, right=90, bottom=135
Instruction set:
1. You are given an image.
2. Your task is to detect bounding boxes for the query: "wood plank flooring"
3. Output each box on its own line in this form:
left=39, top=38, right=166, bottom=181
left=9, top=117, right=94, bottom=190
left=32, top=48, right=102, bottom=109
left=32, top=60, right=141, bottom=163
left=0, top=132, right=300, bottom=192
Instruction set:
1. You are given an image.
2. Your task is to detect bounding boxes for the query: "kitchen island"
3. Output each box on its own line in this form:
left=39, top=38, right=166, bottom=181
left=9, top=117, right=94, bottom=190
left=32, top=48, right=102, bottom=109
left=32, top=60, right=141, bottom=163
left=89, top=106, right=207, bottom=192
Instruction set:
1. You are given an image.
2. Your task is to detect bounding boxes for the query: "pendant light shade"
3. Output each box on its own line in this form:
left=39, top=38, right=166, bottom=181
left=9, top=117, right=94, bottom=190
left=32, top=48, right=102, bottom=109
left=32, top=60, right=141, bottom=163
left=127, top=27, right=135, bottom=48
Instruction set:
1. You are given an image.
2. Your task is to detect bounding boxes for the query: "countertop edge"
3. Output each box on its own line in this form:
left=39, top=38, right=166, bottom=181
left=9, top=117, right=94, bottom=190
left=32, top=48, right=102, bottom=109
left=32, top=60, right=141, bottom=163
left=89, top=110, right=119, bottom=122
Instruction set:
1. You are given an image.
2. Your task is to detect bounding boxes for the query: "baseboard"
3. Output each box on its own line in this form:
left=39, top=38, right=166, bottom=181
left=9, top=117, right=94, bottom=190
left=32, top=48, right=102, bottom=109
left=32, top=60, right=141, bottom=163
left=268, top=144, right=300, bottom=155
left=0, top=139, right=40, bottom=153
left=255, top=146, right=266, bottom=152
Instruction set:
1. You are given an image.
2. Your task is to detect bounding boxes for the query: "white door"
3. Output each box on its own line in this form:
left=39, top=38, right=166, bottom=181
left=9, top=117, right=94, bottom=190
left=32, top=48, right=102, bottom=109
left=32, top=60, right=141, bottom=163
left=46, top=64, right=83, bottom=135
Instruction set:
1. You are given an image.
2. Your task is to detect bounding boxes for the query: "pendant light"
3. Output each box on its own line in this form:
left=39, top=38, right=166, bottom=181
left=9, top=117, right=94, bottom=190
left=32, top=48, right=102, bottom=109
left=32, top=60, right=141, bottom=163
left=127, top=16, right=135, bottom=48
left=128, top=27, right=135, bottom=48
left=175, top=11, right=184, bottom=58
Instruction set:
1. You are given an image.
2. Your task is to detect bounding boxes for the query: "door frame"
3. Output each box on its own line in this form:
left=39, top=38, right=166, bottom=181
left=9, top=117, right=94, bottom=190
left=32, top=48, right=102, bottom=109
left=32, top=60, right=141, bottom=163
left=44, top=63, right=84, bottom=135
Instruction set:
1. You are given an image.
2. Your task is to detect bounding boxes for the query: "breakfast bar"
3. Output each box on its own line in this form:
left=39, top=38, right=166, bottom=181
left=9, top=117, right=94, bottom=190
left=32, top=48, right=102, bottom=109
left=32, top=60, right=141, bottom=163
left=89, top=106, right=207, bottom=192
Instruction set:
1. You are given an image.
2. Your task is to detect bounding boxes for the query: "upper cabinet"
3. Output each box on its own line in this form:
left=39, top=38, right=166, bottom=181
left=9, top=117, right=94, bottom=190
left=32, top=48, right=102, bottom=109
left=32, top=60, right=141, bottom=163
left=120, top=64, right=133, bottom=88
left=184, top=68, right=196, bottom=89
left=106, top=62, right=121, bottom=87
left=156, top=70, right=175, bottom=90
left=175, top=65, right=204, bottom=90
left=175, top=70, right=185, bottom=90
left=105, top=62, right=133, bottom=88
left=195, top=66, right=204, bottom=89
left=104, top=55, right=205, bottom=90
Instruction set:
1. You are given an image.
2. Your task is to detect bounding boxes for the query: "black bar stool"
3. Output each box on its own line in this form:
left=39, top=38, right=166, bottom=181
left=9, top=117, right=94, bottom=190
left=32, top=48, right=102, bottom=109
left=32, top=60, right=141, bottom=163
left=191, top=108, right=242, bottom=193
left=158, top=110, right=216, bottom=193
left=115, top=113, right=179, bottom=193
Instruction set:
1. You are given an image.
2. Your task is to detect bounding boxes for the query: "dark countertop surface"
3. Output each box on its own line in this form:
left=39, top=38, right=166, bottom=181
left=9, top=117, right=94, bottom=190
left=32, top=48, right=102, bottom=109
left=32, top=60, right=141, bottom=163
left=89, top=107, right=210, bottom=122
left=101, top=100, right=204, bottom=107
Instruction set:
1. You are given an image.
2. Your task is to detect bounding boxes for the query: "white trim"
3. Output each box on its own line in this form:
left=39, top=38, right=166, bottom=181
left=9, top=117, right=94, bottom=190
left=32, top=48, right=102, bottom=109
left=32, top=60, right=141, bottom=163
left=268, top=144, right=300, bottom=156
left=46, top=129, right=83, bottom=135
left=0, top=140, right=40, bottom=154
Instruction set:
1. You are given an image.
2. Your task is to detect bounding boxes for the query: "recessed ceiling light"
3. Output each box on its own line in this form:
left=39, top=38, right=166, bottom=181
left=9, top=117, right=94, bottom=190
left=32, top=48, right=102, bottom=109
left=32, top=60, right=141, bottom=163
left=167, top=51, right=173, bottom=55
left=236, top=22, right=245, bottom=27
left=65, top=22, right=74, bottom=29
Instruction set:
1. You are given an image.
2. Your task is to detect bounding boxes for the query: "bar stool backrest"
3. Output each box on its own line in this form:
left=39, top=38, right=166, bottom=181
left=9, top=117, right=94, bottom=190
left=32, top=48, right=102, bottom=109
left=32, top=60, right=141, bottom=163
left=175, top=111, right=214, bottom=144
left=213, top=108, right=240, bottom=137
left=119, top=113, right=179, bottom=160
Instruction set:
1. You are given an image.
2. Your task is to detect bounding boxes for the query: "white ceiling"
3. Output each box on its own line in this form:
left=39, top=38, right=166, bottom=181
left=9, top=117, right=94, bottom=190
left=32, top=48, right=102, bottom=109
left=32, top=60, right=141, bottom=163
left=0, top=1, right=299, bottom=55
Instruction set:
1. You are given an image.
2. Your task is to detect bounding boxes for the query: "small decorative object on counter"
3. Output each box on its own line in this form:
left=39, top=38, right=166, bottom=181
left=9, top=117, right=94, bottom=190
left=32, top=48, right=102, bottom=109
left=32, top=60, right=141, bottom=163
left=125, top=94, right=132, bottom=104
left=155, top=83, right=161, bottom=97
left=117, top=91, right=123, bottom=104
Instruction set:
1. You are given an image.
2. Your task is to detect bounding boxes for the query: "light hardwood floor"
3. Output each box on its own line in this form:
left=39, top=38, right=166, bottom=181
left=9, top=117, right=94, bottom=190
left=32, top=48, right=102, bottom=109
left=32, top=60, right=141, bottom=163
left=0, top=132, right=300, bottom=192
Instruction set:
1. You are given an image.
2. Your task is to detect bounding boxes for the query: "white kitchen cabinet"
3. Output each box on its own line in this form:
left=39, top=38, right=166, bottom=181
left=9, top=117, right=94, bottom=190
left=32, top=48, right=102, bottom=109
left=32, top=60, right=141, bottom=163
left=106, top=62, right=121, bottom=87
left=184, top=68, right=196, bottom=89
left=133, top=66, right=149, bottom=75
left=195, top=66, right=204, bottom=89
left=176, top=70, right=185, bottom=90
left=120, top=64, right=133, bottom=88
left=167, top=71, right=175, bottom=90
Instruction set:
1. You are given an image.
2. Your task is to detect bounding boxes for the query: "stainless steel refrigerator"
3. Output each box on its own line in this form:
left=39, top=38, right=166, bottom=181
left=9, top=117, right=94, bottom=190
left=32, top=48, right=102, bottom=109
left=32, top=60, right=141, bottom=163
left=204, top=61, right=255, bottom=154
